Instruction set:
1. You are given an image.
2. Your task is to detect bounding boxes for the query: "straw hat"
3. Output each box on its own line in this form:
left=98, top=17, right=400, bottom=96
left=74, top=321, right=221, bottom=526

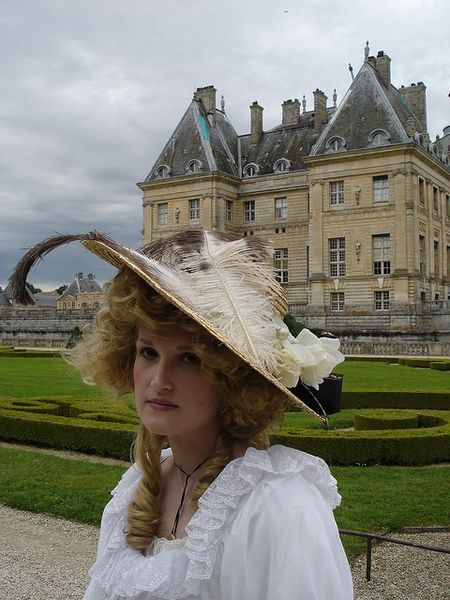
left=11, top=230, right=344, bottom=423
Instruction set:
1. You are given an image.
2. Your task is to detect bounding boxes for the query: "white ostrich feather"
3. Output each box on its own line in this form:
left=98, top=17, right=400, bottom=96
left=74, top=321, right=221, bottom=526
left=128, top=232, right=285, bottom=372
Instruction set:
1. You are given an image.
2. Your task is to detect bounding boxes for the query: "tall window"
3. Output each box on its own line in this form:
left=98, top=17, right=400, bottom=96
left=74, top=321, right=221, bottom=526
left=330, top=181, right=344, bottom=205
left=374, top=290, right=390, bottom=311
left=330, top=292, right=344, bottom=311
left=434, top=240, right=440, bottom=278
left=189, top=199, right=200, bottom=220
left=274, top=248, right=288, bottom=283
left=373, top=175, right=389, bottom=203
left=244, top=200, right=255, bottom=222
left=158, top=203, right=168, bottom=225
left=446, top=194, right=450, bottom=218
left=418, top=178, right=425, bottom=207
left=433, top=187, right=439, bottom=213
left=419, top=235, right=426, bottom=276
left=275, top=197, right=288, bottom=219
left=226, top=200, right=233, bottom=222
left=329, top=238, right=346, bottom=277
left=372, top=234, right=391, bottom=275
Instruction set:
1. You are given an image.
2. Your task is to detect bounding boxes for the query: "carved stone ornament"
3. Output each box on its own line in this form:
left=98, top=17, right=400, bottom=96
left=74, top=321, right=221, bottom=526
left=354, top=186, right=361, bottom=204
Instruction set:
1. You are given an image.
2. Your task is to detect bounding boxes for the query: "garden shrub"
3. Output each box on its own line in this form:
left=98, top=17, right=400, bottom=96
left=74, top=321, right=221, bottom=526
left=271, top=411, right=450, bottom=465
left=0, top=410, right=136, bottom=459
left=355, top=410, right=419, bottom=430
left=430, top=362, right=450, bottom=371
left=342, top=391, right=450, bottom=410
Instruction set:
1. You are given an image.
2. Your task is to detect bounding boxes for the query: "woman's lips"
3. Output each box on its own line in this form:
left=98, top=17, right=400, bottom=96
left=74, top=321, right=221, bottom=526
left=147, top=398, right=178, bottom=411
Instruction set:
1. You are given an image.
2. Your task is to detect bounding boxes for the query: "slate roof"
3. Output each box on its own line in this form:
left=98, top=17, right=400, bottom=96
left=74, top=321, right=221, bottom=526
left=310, top=60, right=419, bottom=156
left=144, top=50, right=448, bottom=180
left=240, top=110, right=334, bottom=175
left=145, top=100, right=239, bottom=180
left=59, top=274, right=103, bottom=300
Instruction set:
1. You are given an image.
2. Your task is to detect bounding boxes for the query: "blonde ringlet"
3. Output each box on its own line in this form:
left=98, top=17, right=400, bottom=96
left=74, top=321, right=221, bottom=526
left=68, top=268, right=286, bottom=552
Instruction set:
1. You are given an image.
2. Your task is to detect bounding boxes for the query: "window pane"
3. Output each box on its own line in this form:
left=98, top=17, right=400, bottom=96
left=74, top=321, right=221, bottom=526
left=373, top=176, right=389, bottom=202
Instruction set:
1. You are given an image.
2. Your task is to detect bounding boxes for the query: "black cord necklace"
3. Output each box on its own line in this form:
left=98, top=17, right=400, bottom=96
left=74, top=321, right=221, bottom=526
left=170, top=455, right=210, bottom=538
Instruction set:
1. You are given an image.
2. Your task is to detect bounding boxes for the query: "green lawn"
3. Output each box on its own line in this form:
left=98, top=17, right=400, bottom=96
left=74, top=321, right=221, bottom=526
left=1, top=354, right=449, bottom=559
left=0, top=445, right=448, bottom=559
left=336, top=361, right=450, bottom=392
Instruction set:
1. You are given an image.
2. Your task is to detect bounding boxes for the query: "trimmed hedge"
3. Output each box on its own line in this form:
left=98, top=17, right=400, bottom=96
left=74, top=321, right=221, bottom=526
left=355, top=410, right=419, bottom=431
left=0, top=410, right=136, bottom=459
left=342, top=391, right=450, bottom=410
left=398, top=358, right=450, bottom=368
left=0, top=351, right=61, bottom=358
left=430, top=362, right=450, bottom=371
left=272, top=410, right=450, bottom=465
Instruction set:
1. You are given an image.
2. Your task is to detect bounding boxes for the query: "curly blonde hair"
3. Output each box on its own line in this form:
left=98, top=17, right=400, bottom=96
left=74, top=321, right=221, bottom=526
left=69, top=268, right=286, bottom=552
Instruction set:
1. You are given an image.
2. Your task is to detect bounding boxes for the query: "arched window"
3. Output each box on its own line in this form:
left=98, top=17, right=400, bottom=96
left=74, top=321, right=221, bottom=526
left=186, top=159, right=203, bottom=175
left=326, top=136, right=346, bottom=153
left=243, top=163, right=260, bottom=178
left=368, top=129, right=390, bottom=146
left=155, top=164, right=171, bottom=179
left=273, top=158, right=291, bottom=173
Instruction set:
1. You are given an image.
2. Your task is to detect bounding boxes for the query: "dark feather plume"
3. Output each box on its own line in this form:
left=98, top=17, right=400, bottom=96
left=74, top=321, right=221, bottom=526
left=10, top=232, right=105, bottom=305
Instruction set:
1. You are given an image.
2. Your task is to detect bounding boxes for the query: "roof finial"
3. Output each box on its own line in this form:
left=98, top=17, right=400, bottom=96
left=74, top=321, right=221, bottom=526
left=364, top=41, right=370, bottom=62
left=221, top=95, right=225, bottom=112
left=348, top=63, right=354, bottom=81
left=333, top=88, right=337, bottom=107
left=302, top=94, right=307, bottom=113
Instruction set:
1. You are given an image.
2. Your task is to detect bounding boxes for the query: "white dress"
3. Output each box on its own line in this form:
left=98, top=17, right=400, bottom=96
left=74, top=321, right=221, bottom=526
left=83, top=445, right=353, bottom=599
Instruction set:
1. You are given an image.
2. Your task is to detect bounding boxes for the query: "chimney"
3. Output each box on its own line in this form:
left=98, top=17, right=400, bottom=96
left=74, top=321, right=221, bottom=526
left=193, top=85, right=217, bottom=113
left=250, top=101, right=263, bottom=145
left=313, top=89, right=327, bottom=132
left=399, top=82, right=427, bottom=133
left=282, top=98, right=300, bottom=125
left=375, top=50, right=391, bottom=87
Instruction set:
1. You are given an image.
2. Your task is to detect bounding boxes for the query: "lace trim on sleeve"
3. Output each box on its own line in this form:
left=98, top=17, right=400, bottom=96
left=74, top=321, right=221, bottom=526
left=89, top=445, right=340, bottom=599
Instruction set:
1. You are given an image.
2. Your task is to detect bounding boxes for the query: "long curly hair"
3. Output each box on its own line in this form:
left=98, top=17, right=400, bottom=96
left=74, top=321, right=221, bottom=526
left=69, top=268, right=286, bottom=552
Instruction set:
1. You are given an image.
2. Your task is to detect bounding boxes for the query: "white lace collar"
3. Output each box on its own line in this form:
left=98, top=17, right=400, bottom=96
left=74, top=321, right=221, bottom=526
left=89, top=445, right=340, bottom=599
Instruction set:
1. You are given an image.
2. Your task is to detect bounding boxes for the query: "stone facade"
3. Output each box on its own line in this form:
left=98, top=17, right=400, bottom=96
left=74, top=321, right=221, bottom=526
left=0, top=307, right=95, bottom=348
left=137, top=45, right=450, bottom=342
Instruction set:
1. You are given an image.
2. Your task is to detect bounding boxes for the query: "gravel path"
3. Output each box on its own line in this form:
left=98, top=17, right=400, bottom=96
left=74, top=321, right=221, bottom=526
left=1, top=504, right=449, bottom=600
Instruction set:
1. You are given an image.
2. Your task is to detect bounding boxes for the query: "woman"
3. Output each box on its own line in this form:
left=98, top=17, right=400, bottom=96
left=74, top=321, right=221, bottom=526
left=11, top=229, right=353, bottom=599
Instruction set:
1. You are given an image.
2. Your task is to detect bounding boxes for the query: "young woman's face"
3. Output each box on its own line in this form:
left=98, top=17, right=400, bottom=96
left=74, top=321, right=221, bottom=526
left=133, top=324, right=220, bottom=441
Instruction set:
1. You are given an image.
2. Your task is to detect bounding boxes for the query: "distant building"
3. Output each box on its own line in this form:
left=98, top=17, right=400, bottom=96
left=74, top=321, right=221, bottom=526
left=0, top=283, right=58, bottom=307
left=56, top=272, right=104, bottom=310
left=136, top=43, right=450, bottom=349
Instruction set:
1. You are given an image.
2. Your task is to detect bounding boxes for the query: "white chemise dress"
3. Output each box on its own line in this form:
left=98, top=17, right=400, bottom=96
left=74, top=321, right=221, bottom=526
left=83, top=445, right=353, bottom=599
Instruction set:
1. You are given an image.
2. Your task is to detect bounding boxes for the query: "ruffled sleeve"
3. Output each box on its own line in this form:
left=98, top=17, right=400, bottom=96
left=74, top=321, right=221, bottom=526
left=220, top=446, right=353, bottom=600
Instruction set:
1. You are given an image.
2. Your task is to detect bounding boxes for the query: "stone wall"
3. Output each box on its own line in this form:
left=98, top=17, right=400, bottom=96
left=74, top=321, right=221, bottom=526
left=0, top=307, right=95, bottom=348
left=1, top=304, right=449, bottom=356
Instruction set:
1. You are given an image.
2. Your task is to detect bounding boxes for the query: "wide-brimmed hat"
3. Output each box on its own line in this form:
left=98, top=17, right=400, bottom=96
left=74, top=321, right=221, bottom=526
left=11, top=230, right=344, bottom=423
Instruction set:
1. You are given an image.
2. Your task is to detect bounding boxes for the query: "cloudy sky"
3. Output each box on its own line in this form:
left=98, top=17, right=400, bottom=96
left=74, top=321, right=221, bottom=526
left=1, top=0, right=449, bottom=290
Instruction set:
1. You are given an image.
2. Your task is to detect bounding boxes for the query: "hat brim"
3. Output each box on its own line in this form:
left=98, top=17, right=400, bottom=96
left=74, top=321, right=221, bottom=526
left=82, top=237, right=327, bottom=424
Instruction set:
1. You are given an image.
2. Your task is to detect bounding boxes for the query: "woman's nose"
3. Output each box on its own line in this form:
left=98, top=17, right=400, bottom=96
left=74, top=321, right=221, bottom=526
left=150, top=360, right=173, bottom=392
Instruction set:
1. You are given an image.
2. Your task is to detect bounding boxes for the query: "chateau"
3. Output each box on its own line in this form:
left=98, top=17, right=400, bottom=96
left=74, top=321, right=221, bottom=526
left=136, top=44, right=450, bottom=354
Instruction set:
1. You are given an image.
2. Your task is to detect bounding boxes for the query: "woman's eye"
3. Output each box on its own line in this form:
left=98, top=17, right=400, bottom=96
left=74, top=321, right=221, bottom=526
left=182, top=353, right=201, bottom=366
left=141, top=347, right=157, bottom=359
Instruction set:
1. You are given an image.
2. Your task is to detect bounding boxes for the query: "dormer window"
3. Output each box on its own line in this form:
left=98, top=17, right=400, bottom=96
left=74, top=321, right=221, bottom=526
left=186, top=159, right=203, bottom=175
left=243, top=163, right=260, bottom=178
left=273, top=158, right=291, bottom=173
left=326, top=136, right=346, bottom=153
left=155, top=164, right=171, bottom=179
left=368, top=129, right=390, bottom=146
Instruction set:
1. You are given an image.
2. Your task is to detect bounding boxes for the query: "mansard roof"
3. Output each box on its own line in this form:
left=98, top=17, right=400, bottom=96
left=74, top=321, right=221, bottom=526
left=59, top=273, right=103, bottom=300
left=145, top=100, right=239, bottom=181
left=240, top=110, right=334, bottom=175
left=310, top=60, right=420, bottom=156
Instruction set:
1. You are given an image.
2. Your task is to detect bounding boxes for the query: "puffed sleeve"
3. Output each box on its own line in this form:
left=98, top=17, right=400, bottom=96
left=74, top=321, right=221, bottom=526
left=220, top=472, right=353, bottom=600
